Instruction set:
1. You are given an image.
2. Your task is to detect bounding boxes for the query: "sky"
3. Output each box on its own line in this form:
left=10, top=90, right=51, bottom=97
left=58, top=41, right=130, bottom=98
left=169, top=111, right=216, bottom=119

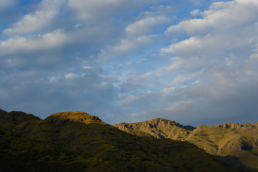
left=0, top=0, right=258, bottom=126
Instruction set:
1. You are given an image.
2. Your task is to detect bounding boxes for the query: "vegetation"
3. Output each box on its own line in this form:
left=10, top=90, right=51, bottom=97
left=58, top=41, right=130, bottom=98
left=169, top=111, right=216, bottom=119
left=115, top=119, right=258, bottom=171
left=0, top=110, right=236, bottom=172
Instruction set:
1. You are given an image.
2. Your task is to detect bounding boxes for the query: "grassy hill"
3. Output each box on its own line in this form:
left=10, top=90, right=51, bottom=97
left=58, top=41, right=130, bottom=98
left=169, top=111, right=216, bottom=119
left=115, top=119, right=258, bottom=171
left=114, top=118, right=195, bottom=140
left=0, top=110, right=236, bottom=172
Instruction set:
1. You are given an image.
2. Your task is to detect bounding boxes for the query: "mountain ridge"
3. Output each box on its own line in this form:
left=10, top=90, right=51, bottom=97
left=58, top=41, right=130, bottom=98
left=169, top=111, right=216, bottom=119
left=114, top=118, right=258, bottom=171
left=0, top=109, right=237, bottom=172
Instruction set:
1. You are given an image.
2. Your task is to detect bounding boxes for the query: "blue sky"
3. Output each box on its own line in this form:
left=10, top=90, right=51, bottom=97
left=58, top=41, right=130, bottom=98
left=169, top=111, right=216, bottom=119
left=0, top=0, right=258, bottom=126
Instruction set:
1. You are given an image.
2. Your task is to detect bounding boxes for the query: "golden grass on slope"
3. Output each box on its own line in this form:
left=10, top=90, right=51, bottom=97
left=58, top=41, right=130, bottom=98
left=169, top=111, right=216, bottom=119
left=46, top=112, right=107, bottom=125
left=114, top=119, right=258, bottom=171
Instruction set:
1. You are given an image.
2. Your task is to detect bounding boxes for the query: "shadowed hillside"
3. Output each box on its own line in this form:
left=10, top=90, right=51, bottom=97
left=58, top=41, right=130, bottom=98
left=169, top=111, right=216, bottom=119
left=115, top=119, right=258, bottom=171
left=0, top=109, right=237, bottom=172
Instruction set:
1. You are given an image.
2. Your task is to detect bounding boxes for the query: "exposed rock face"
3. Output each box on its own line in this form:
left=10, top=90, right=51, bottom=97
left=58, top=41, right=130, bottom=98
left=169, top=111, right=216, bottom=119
left=114, top=118, right=195, bottom=140
left=114, top=119, right=258, bottom=170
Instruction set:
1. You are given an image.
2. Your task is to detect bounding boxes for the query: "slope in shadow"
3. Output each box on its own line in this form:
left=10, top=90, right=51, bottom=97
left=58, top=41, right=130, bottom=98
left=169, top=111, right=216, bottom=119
left=0, top=110, right=238, bottom=172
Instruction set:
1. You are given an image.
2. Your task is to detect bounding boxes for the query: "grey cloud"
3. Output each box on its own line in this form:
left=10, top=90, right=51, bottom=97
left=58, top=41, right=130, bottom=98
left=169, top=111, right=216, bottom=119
left=116, top=0, right=258, bottom=125
left=0, top=66, right=118, bottom=122
left=1, top=0, right=257, bottom=126
left=4, top=0, right=64, bottom=35
left=0, top=0, right=17, bottom=10
left=119, top=67, right=258, bottom=125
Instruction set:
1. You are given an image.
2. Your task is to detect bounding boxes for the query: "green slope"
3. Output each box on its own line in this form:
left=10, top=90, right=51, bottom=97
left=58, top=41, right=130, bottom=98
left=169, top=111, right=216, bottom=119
left=0, top=110, right=235, bottom=172
left=114, top=119, right=258, bottom=171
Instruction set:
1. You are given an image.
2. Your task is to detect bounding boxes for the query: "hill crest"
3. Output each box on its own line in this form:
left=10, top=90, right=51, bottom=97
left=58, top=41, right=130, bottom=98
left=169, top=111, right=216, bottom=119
left=46, top=111, right=105, bottom=125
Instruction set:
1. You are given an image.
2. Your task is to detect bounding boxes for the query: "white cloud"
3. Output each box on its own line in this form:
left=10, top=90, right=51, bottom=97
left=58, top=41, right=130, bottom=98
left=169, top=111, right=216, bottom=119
left=97, top=9, right=170, bottom=61
left=167, top=0, right=258, bottom=34
left=162, top=0, right=258, bottom=72
left=4, top=0, right=64, bottom=34
left=115, top=0, right=258, bottom=124
left=1, top=0, right=258, bottom=125
left=0, top=30, right=67, bottom=54
left=161, top=37, right=202, bottom=53
left=126, top=15, right=169, bottom=35
left=97, top=35, right=154, bottom=61
left=191, top=9, right=200, bottom=16
left=111, top=36, right=153, bottom=53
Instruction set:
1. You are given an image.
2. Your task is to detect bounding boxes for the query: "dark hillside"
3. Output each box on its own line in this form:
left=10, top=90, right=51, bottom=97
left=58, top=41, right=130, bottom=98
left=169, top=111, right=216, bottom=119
left=0, top=110, right=236, bottom=172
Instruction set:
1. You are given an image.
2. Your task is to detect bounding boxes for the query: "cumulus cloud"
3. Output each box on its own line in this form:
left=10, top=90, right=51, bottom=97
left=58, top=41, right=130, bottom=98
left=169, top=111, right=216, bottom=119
left=167, top=0, right=258, bottom=35
left=162, top=0, right=258, bottom=72
left=126, top=15, right=170, bottom=36
left=0, top=0, right=168, bottom=122
left=1, top=0, right=258, bottom=126
left=97, top=35, right=154, bottom=61
left=4, top=0, right=64, bottom=34
left=0, top=30, right=67, bottom=54
left=116, top=0, right=258, bottom=125
left=119, top=66, right=258, bottom=125
left=97, top=10, right=171, bottom=61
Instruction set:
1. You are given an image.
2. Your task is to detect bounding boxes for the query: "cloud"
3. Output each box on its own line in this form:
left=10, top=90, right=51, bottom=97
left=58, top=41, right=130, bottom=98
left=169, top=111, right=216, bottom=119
left=97, top=10, right=171, bottom=61
left=116, top=0, right=258, bottom=125
left=97, top=35, right=154, bottom=61
left=68, top=0, right=159, bottom=21
left=190, top=0, right=205, bottom=5
left=0, top=66, right=118, bottom=121
left=167, top=0, right=258, bottom=35
left=0, top=0, right=258, bottom=126
left=190, top=9, right=201, bottom=16
left=0, top=0, right=17, bottom=10
left=4, top=0, right=64, bottom=34
left=0, top=30, right=67, bottom=54
left=119, top=66, right=258, bottom=125
left=126, top=15, right=170, bottom=36
left=162, top=0, right=258, bottom=72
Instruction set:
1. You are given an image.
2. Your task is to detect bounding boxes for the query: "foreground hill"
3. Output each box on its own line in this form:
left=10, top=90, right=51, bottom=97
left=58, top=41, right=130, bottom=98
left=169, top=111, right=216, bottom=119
left=0, top=110, right=236, bottom=172
left=114, top=119, right=258, bottom=171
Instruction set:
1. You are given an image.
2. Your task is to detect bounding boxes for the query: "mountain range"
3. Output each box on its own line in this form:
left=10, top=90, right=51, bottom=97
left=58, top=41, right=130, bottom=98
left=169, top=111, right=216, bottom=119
left=114, top=118, right=258, bottom=171
left=0, top=109, right=256, bottom=171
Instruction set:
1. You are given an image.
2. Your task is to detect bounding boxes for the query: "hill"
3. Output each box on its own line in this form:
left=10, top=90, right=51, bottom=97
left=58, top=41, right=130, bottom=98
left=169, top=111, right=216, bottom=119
left=114, top=119, right=258, bottom=171
left=0, top=110, right=236, bottom=172
left=114, top=118, right=195, bottom=140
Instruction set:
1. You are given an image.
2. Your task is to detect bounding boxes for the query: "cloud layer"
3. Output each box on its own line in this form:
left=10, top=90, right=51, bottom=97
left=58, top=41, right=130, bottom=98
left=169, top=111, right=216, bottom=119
left=0, top=0, right=257, bottom=125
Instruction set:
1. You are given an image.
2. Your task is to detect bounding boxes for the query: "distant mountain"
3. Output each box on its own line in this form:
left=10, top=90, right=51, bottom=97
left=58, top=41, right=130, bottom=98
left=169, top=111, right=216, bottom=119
left=114, top=118, right=195, bottom=140
left=0, top=109, right=236, bottom=172
left=114, top=119, right=258, bottom=171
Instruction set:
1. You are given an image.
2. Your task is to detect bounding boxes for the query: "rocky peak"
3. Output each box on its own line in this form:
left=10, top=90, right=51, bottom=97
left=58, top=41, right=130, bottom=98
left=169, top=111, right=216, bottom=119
left=150, top=118, right=178, bottom=125
left=150, top=118, right=195, bottom=130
